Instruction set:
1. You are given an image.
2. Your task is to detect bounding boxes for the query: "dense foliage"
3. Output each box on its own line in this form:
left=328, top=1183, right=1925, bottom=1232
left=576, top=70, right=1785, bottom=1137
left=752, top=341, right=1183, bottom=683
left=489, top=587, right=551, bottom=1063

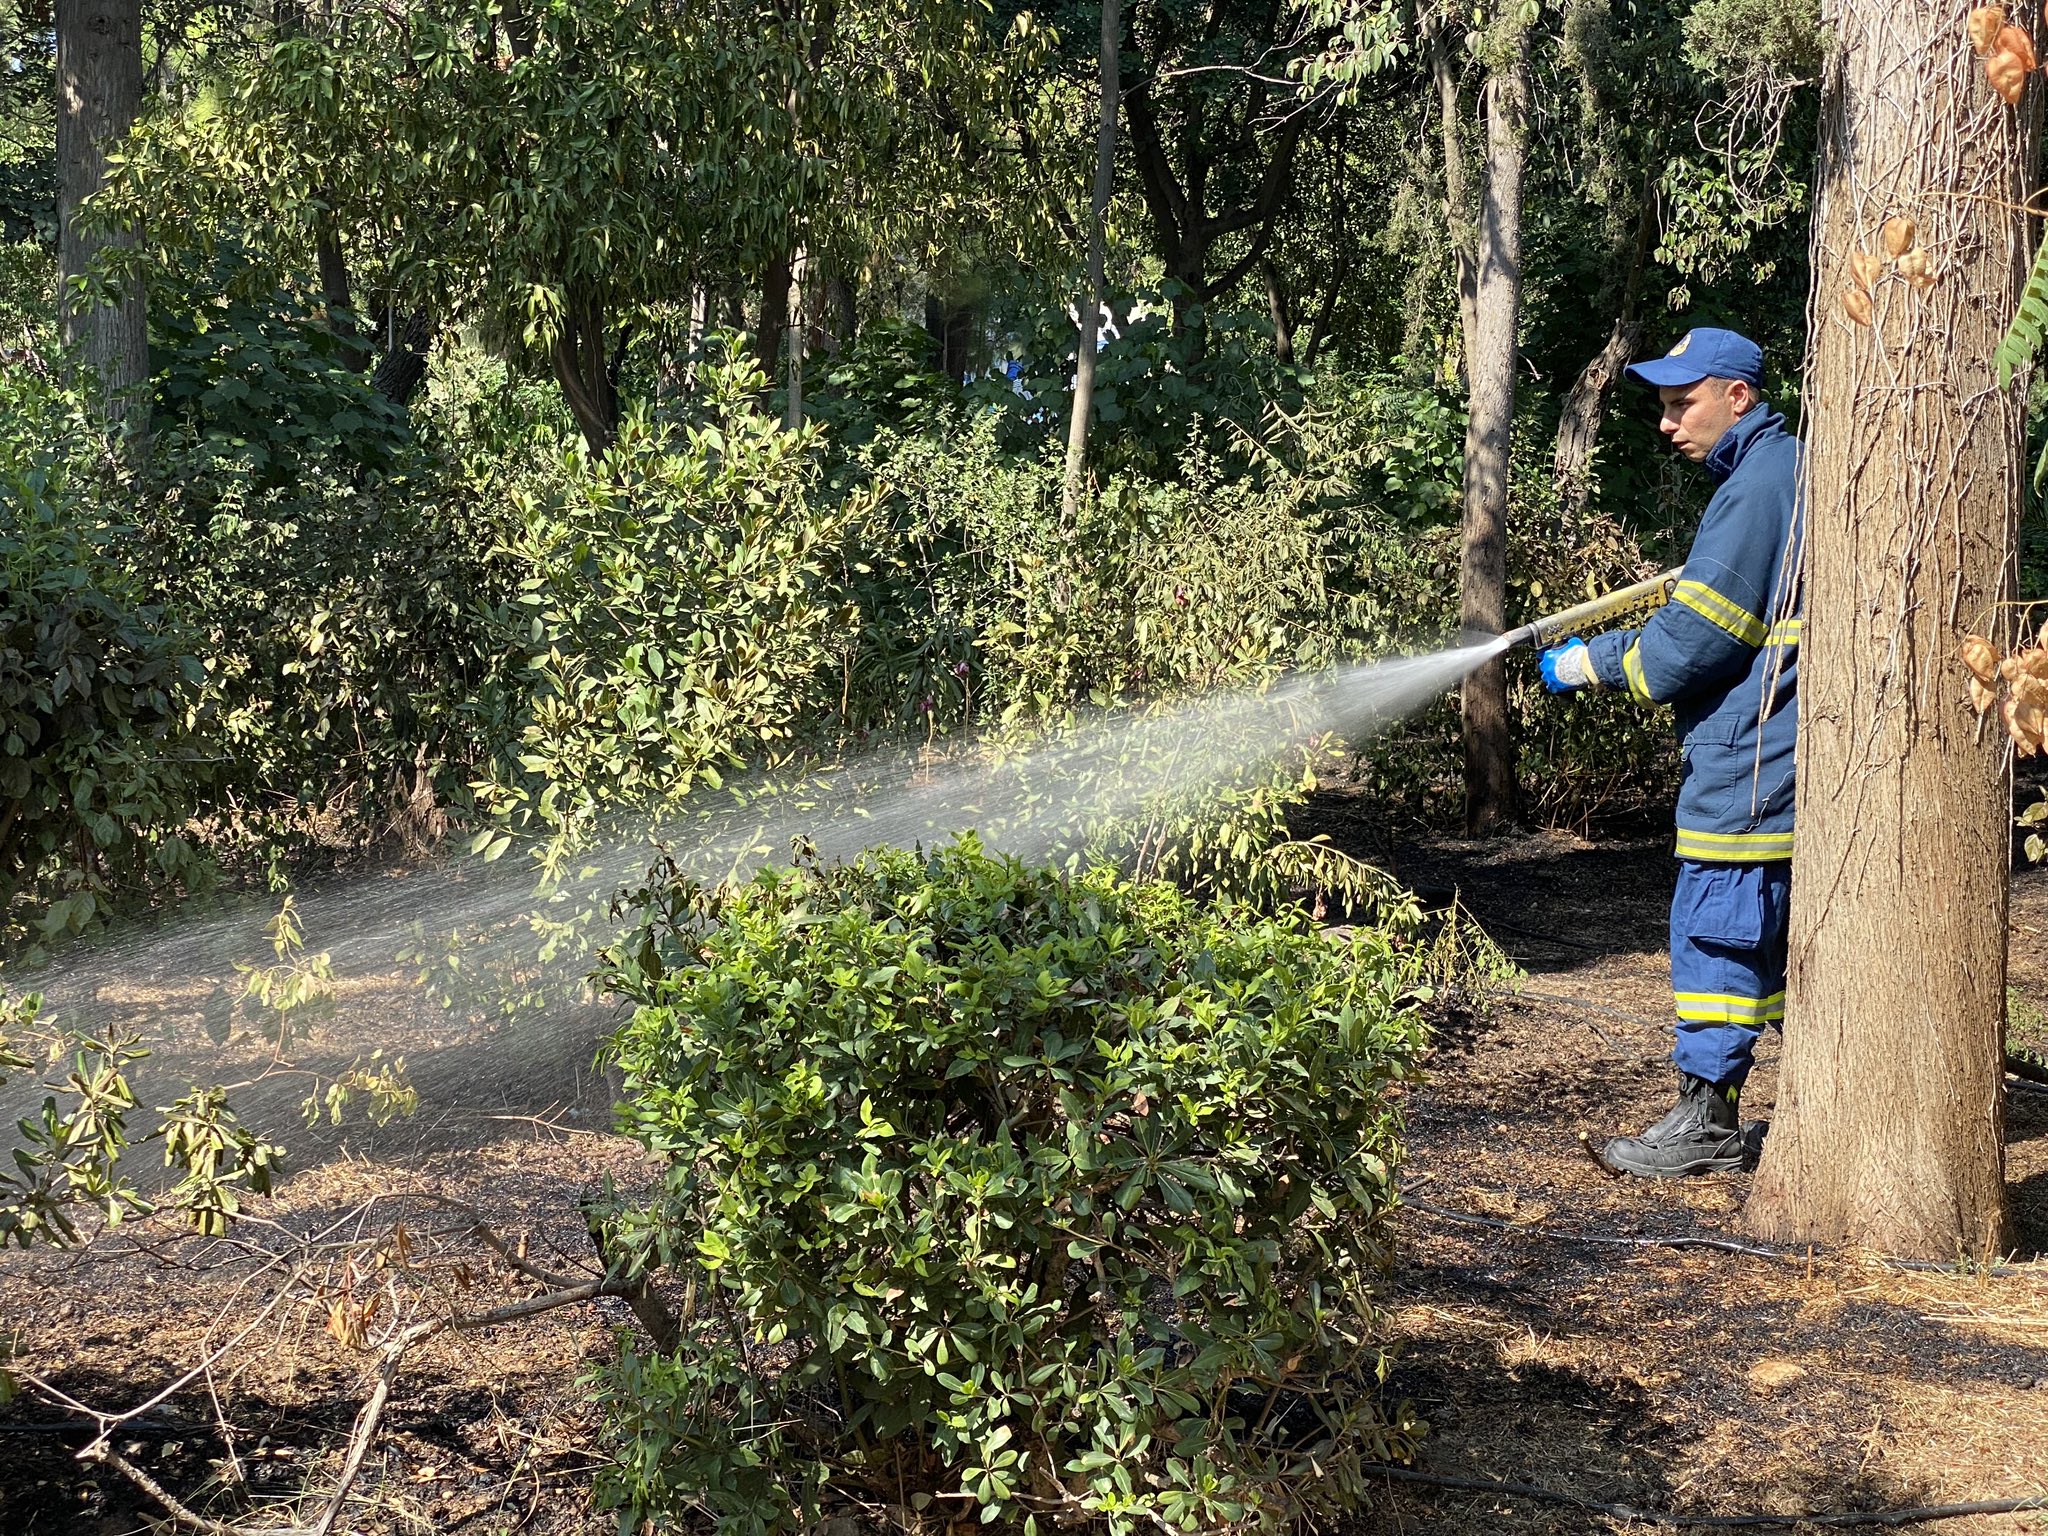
left=2, top=0, right=1873, bottom=944
left=596, top=837, right=1428, bottom=1534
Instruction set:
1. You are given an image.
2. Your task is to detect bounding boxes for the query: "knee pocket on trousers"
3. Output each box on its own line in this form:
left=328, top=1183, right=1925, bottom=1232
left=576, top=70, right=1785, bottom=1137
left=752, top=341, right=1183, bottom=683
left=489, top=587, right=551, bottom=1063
left=1677, top=863, right=1768, bottom=949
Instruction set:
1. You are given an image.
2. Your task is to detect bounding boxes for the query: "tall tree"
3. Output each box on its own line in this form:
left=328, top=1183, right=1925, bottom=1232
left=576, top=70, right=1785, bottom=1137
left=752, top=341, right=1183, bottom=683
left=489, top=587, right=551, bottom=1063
left=1742, top=0, right=2021, bottom=1258
left=1061, top=0, right=1120, bottom=524
left=56, top=0, right=146, bottom=436
left=1429, top=3, right=1530, bottom=833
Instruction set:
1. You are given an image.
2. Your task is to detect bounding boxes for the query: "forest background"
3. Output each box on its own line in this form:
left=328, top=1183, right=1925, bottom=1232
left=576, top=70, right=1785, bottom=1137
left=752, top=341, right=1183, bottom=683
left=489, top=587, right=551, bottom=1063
left=2, top=0, right=1938, bottom=945
left=10, top=0, right=2048, bottom=1530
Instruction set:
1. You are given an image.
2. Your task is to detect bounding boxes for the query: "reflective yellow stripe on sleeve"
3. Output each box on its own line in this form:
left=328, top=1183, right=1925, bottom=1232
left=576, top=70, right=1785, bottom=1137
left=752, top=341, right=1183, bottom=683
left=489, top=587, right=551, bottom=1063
left=1674, top=827, right=1795, bottom=862
left=1673, top=990, right=1786, bottom=1026
left=1622, top=640, right=1652, bottom=701
left=1765, top=617, right=1801, bottom=647
left=1673, top=580, right=1768, bottom=647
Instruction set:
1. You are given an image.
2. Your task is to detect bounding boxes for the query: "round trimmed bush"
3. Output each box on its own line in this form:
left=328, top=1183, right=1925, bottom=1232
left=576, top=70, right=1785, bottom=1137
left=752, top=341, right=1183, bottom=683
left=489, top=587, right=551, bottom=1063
left=596, top=835, right=1427, bottom=1535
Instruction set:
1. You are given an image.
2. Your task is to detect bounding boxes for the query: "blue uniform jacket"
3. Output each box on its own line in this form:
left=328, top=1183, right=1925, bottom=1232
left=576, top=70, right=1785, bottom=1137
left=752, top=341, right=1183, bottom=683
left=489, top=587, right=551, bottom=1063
left=1587, top=405, right=1802, bottom=863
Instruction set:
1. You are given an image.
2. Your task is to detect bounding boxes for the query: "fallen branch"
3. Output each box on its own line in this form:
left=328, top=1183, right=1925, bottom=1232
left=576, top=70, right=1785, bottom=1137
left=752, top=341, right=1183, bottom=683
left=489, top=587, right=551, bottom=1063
left=1366, top=1462, right=2048, bottom=1528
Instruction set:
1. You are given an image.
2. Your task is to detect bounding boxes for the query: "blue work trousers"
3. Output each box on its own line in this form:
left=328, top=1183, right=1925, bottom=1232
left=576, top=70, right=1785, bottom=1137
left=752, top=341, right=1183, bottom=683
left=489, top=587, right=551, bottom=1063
left=1669, top=859, right=1791, bottom=1086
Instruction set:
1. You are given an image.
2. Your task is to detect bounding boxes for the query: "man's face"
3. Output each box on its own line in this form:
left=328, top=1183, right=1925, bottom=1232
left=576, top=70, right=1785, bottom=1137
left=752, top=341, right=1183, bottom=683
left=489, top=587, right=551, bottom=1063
left=1657, top=377, right=1752, bottom=462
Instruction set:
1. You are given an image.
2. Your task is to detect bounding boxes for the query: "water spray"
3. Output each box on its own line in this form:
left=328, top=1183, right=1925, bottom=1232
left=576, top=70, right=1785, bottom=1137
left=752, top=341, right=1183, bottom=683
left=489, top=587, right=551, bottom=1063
left=1501, top=566, right=1683, bottom=653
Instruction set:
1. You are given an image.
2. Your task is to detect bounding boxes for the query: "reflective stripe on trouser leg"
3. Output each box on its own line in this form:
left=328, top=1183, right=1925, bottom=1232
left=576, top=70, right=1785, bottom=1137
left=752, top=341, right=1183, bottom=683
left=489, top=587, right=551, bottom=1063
left=1668, top=858, right=1791, bottom=1086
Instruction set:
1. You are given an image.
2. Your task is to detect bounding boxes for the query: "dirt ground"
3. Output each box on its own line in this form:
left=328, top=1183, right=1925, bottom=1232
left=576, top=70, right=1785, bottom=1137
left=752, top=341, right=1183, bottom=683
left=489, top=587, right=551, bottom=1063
left=2, top=814, right=2046, bottom=1535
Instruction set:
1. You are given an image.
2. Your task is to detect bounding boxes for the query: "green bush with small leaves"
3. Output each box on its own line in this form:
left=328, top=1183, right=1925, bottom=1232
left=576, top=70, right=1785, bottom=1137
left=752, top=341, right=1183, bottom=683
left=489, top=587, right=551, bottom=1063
left=0, top=365, right=211, bottom=936
left=593, top=836, right=1428, bottom=1536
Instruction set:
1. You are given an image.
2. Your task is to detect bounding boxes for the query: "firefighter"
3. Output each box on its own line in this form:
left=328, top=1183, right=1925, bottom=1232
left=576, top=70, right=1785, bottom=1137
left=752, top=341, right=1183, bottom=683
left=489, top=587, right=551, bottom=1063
left=1538, top=326, right=1802, bottom=1178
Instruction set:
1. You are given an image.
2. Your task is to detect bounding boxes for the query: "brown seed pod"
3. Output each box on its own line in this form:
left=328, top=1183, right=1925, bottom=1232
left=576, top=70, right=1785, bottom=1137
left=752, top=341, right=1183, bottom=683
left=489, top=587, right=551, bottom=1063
left=1970, top=4, right=2006, bottom=54
left=1883, top=217, right=1917, bottom=258
left=1962, top=634, right=2001, bottom=685
left=1850, top=249, right=1883, bottom=292
left=1969, top=675, right=1999, bottom=714
left=1999, top=24, right=2037, bottom=69
left=1988, top=45, right=2030, bottom=102
left=1896, top=247, right=1936, bottom=290
left=2006, top=684, right=2046, bottom=755
left=2016, top=644, right=2048, bottom=684
left=1842, top=285, right=1874, bottom=326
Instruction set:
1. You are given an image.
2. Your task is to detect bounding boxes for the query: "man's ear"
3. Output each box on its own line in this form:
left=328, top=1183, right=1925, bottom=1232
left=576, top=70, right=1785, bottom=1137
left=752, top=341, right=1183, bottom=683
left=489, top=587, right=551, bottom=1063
left=1726, top=378, right=1757, bottom=416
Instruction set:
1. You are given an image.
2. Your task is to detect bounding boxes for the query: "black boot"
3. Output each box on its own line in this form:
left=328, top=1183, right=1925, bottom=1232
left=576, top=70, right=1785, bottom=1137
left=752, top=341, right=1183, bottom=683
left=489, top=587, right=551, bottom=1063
left=1602, top=1073, right=1746, bottom=1178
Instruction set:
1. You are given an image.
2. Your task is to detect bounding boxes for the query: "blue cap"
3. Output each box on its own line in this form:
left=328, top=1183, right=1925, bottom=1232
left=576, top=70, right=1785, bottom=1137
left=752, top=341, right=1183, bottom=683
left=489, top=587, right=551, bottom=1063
left=1625, top=327, right=1764, bottom=390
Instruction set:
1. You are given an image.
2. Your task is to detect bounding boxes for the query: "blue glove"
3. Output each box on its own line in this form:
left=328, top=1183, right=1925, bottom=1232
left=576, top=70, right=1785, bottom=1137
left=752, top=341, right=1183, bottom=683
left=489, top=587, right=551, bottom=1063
left=1539, top=638, right=1598, bottom=693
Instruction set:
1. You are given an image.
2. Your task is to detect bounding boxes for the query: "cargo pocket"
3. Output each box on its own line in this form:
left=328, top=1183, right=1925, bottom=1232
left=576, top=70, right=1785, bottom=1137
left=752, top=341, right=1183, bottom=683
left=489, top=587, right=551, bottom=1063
left=1680, top=863, right=1767, bottom=950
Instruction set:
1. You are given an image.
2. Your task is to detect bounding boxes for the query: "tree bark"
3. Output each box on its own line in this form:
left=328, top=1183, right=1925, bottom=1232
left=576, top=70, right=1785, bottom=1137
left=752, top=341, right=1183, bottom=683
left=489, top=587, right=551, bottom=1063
left=757, top=248, right=793, bottom=383
left=1742, top=2, right=2023, bottom=1260
left=1455, top=34, right=1528, bottom=835
left=1551, top=317, right=1638, bottom=519
left=314, top=205, right=369, bottom=374
left=549, top=292, right=619, bottom=455
left=1260, top=257, right=1293, bottom=364
left=56, top=0, right=147, bottom=438
left=1426, top=13, right=1479, bottom=380
left=371, top=308, right=433, bottom=408
left=825, top=273, right=857, bottom=353
left=1062, top=0, right=1120, bottom=525
left=1552, top=197, right=1656, bottom=523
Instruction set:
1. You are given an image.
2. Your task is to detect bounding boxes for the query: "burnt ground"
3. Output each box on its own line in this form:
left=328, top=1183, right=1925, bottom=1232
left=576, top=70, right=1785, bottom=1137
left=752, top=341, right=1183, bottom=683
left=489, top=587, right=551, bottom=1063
left=3, top=816, right=2047, bottom=1535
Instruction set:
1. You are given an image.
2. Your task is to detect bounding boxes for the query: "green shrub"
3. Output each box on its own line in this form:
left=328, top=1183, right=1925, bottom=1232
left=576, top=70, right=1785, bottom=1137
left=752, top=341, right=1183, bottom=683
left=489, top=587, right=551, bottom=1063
left=137, top=426, right=518, bottom=857
left=595, top=836, right=1427, bottom=1536
left=475, top=353, right=862, bottom=864
left=0, top=363, right=210, bottom=936
left=150, top=255, right=408, bottom=482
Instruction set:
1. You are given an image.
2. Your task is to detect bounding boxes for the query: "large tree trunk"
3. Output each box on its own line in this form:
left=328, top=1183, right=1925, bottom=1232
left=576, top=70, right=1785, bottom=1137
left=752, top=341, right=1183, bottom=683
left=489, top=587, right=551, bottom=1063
left=1062, top=0, right=1120, bottom=525
left=1742, top=2, right=2023, bottom=1260
left=56, top=0, right=146, bottom=438
left=1455, top=39, right=1528, bottom=835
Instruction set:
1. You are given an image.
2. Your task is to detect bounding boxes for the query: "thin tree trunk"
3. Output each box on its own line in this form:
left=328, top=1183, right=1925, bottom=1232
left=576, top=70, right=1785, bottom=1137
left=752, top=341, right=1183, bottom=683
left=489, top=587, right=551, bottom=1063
left=1742, top=2, right=2022, bottom=1260
left=549, top=293, right=618, bottom=455
left=783, top=244, right=807, bottom=430
left=1551, top=317, right=1637, bottom=520
left=1260, top=257, right=1293, bottom=364
left=758, top=248, right=793, bottom=383
left=1552, top=197, right=1656, bottom=523
left=1062, top=0, right=1120, bottom=525
left=1427, top=13, right=1479, bottom=380
left=681, top=285, right=707, bottom=394
left=56, top=0, right=147, bottom=439
left=314, top=206, right=368, bottom=373
left=826, top=273, right=857, bottom=352
left=1457, top=39, right=1528, bottom=835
